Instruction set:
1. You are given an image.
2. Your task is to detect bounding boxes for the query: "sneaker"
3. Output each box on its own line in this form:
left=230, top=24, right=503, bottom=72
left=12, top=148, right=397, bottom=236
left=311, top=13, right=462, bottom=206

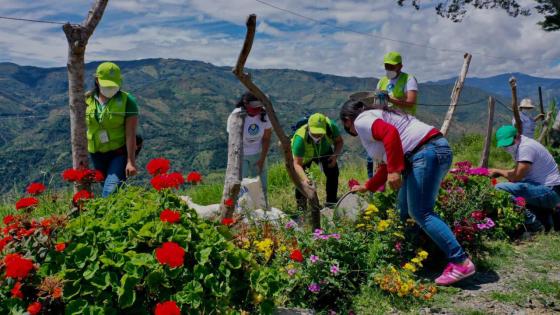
left=435, top=258, right=476, bottom=286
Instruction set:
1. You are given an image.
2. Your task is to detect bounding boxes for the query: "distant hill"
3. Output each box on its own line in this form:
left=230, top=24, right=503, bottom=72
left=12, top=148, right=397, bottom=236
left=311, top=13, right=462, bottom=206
left=429, top=72, right=560, bottom=105
left=0, top=59, right=513, bottom=193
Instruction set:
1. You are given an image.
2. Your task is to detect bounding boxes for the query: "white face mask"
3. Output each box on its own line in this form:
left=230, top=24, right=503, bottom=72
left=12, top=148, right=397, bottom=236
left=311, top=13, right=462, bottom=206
left=309, top=132, right=322, bottom=143
left=504, top=143, right=519, bottom=155
left=386, top=70, right=398, bottom=80
left=100, top=86, right=120, bottom=98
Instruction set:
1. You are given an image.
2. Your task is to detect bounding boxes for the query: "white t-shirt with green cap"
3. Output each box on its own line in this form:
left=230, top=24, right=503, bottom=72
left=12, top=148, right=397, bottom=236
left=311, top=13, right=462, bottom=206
left=513, top=136, right=560, bottom=186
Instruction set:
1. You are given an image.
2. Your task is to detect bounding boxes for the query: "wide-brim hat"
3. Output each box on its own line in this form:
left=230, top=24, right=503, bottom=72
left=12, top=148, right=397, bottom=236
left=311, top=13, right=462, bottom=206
left=519, top=98, right=535, bottom=109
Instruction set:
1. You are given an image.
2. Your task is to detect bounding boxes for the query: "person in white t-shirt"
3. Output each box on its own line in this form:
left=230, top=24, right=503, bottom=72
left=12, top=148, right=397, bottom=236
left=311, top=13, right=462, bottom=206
left=227, top=92, right=272, bottom=202
left=490, top=125, right=560, bottom=231
left=340, top=97, right=475, bottom=286
left=511, top=99, right=545, bottom=138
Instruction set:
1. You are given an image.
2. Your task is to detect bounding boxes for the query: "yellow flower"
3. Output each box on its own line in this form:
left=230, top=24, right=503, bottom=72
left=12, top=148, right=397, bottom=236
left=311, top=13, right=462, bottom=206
left=362, top=216, right=371, bottom=221
left=377, top=220, right=391, bottom=232
left=411, top=257, right=423, bottom=267
left=403, top=263, right=417, bottom=272
left=417, top=250, right=429, bottom=260
left=356, top=223, right=365, bottom=228
left=255, top=238, right=274, bottom=261
left=279, top=245, right=287, bottom=252
left=366, top=204, right=379, bottom=214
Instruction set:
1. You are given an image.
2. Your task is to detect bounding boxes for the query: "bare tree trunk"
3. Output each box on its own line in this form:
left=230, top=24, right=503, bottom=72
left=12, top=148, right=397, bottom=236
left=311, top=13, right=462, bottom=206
left=220, top=109, right=246, bottom=218
left=441, top=53, right=472, bottom=136
left=232, top=14, right=321, bottom=229
left=509, top=77, right=522, bottom=134
left=62, top=0, right=108, bottom=191
left=538, top=86, right=544, bottom=115
left=479, top=97, right=495, bottom=168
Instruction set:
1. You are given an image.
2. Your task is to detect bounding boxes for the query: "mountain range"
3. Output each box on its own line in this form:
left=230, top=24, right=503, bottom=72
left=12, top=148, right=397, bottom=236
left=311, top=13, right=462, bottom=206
left=1, top=58, right=557, bottom=193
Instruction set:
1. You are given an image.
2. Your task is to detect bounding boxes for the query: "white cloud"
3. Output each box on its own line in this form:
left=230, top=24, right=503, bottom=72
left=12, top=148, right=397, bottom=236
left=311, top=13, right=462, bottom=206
left=0, top=0, right=558, bottom=81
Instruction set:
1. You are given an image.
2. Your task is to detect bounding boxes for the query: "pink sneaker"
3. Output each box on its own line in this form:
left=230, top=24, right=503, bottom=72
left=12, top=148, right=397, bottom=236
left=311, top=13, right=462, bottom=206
left=435, top=258, right=476, bottom=285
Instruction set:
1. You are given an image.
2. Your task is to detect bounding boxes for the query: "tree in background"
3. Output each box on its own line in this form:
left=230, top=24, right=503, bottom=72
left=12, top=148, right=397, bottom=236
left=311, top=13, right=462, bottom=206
left=396, top=0, right=559, bottom=32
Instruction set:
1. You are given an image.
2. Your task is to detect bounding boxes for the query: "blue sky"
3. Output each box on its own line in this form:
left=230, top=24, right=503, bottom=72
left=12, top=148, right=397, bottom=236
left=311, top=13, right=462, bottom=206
left=0, top=0, right=559, bottom=81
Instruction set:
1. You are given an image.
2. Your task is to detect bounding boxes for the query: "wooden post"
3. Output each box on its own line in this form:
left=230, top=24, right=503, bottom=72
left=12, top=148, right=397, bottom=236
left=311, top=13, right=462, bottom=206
left=479, top=97, right=495, bottom=168
left=538, top=112, right=553, bottom=144
left=440, top=53, right=472, bottom=136
left=62, top=0, right=108, bottom=191
left=538, top=86, right=544, bottom=115
left=509, top=77, right=522, bottom=134
left=220, top=109, right=246, bottom=218
left=232, top=14, right=321, bottom=229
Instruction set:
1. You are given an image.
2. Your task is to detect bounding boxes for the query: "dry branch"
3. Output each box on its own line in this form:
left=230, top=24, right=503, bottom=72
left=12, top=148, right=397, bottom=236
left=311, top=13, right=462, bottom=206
left=479, top=97, right=495, bottom=168
left=232, top=14, right=321, bottom=229
left=509, top=77, right=522, bottom=134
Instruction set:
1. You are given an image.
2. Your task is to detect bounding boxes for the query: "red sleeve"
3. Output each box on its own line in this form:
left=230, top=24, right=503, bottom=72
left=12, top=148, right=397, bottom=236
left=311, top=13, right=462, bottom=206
left=371, top=119, right=405, bottom=173
left=365, top=164, right=388, bottom=192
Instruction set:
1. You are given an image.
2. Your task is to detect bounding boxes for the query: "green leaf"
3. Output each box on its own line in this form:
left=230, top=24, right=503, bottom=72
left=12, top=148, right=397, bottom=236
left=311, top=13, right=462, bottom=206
left=90, top=272, right=111, bottom=290
left=197, top=247, right=212, bottom=265
left=73, top=245, right=93, bottom=269
left=146, top=271, right=165, bottom=291
left=174, top=280, right=203, bottom=309
left=64, top=281, right=82, bottom=300
left=65, top=299, right=88, bottom=315
left=117, top=274, right=139, bottom=309
left=83, top=262, right=99, bottom=280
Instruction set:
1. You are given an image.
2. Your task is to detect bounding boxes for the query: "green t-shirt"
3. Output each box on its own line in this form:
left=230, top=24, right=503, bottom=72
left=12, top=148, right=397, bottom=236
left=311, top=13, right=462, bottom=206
left=94, top=92, right=139, bottom=121
left=291, top=121, right=341, bottom=158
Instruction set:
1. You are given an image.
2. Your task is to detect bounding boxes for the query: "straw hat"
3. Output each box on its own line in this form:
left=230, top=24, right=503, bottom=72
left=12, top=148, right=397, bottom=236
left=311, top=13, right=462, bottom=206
left=519, top=98, right=535, bottom=109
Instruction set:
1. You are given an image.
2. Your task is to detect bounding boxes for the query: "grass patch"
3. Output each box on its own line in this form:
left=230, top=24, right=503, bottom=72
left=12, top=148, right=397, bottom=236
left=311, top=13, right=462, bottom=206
left=520, top=278, right=560, bottom=299
left=473, top=239, right=517, bottom=271
left=489, top=291, right=525, bottom=305
left=352, top=285, right=427, bottom=315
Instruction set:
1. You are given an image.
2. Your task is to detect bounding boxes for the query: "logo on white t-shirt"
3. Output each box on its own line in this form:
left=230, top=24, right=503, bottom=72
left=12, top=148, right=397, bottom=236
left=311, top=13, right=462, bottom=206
left=247, top=123, right=260, bottom=136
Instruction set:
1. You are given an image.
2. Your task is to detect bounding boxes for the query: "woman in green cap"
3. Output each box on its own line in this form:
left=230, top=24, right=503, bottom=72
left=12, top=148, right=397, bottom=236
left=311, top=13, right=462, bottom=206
left=85, top=62, right=139, bottom=197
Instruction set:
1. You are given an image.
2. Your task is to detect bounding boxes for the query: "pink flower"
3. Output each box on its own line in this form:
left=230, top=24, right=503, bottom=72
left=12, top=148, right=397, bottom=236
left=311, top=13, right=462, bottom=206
left=310, top=255, right=319, bottom=263
left=515, top=197, right=526, bottom=207
left=308, top=282, right=320, bottom=293
left=285, top=220, right=297, bottom=229
left=287, top=268, right=297, bottom=277
left=330, top=265, right=340, bottom=275
left=348, top=178, right=360, bottom=189
left=467, top=168, right=490, bottom=176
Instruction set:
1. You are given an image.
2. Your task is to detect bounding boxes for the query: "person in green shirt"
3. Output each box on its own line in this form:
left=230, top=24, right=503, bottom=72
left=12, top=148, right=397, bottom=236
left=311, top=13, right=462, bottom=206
left=291, top=113, right=343, bottom=210
left=377, top=51, right=418, bottom=115
left=85, top=62, right=139, bottom=197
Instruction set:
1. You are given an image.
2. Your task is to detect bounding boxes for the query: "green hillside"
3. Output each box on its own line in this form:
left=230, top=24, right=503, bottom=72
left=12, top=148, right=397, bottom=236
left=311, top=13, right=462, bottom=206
left=0, top=59, right=512, bottom=194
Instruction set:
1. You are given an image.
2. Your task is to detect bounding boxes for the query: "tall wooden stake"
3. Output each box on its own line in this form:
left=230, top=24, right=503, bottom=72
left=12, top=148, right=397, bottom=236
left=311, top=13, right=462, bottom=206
left=538, top=86, right=544, bottom=115
left=479, top=96, right=495, bottom=168
left=509, top=77, right=522, bottom=134
left=538, top=112, right=553, bottom=144
left=232, top=14, right=321, bottom=229
left=63, top=0, right=108, bottom=190
left=441, top=53, right=472, bottom=136
left=220, top=109, right=246, bottom=218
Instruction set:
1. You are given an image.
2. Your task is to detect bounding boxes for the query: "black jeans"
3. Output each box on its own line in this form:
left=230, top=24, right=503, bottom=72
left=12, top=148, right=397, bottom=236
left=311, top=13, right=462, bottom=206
left=295, top=155, right=339, bottom=210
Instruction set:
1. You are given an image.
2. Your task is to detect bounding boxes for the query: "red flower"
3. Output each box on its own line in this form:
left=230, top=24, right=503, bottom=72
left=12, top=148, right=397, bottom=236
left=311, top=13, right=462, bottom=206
left=155, top=301, right=181, bottom=315
left=186, top=171, right=202, bottom=184
left=52, top=287, right=62, bottom=299
left=147, top=158, right=171, bottom=176
left=11, top=282, right=23, bottom=299
left=221, top=218, right=235, bottom=226
left=0, top=236, right=13, bottom=251
left=55, top=243, right=66, bottom=252
left=3, top=214, right=15, bottom=225
left=471, top=211, right=487, bottom=221
left=160, top=209, right=181, bottom=224
left=73, top=189, right=93, bottom=204
left=491, top=178, right=498, bottom=186
left=290, top=249, right=304, bottom=262
left=151, top=172, right=185, bottom=191
left=224, top=198, right=234, bottom=207
left=62, top=168, right=82, bottom=182
left=93, top=170, right=105, bottom=182
left=348, top=178, right=360, bottom=189
left=15, top=197, right=39, bottom=210
left=26, top=182, right=46, bottom=195
left=27, top=302, right=41, bottom=315
left=4, top=253, right=34, bottom=279
left=155, top=242, right=185, bottom=268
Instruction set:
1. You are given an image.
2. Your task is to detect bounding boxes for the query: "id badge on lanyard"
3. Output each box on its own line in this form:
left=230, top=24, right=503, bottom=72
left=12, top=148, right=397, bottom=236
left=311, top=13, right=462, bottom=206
left=99, top=130, right=109, bottom=144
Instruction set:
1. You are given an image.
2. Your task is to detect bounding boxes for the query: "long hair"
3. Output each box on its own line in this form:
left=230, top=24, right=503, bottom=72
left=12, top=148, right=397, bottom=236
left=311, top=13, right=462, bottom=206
left=340, top=98, right=406, bottom=123
left=236, top=91, right=267, bottom=123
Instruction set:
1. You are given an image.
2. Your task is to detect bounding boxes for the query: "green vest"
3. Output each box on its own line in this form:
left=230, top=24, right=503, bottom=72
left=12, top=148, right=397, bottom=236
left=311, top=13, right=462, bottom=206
left=378, top=72, right=417, bottom=115
left=291, top=120, right=334, bottom=164
left=85, top=92, right=128, bottom=153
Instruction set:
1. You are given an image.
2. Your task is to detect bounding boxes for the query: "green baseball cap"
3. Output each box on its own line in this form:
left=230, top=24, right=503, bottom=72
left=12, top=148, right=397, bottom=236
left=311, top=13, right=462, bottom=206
left=308, top=113, right=327, bottom=135
left=496, top=125, right=518, bottom=147
left=96, top=62, right=122, bottom=88
left=383, top=51, right=402, bottom=65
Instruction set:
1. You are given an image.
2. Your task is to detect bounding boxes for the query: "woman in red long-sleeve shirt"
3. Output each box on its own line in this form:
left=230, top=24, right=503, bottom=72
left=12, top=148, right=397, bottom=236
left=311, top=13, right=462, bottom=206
left=340, top=98, right=475, bottom=285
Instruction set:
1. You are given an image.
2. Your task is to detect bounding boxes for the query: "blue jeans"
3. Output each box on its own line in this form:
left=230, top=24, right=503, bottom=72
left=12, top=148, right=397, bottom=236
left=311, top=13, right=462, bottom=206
left=90, top=150, right=126, bottom=198
left=398, top=137, right=467, bottom=263
left=495, top=181, right=560, bottom=210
